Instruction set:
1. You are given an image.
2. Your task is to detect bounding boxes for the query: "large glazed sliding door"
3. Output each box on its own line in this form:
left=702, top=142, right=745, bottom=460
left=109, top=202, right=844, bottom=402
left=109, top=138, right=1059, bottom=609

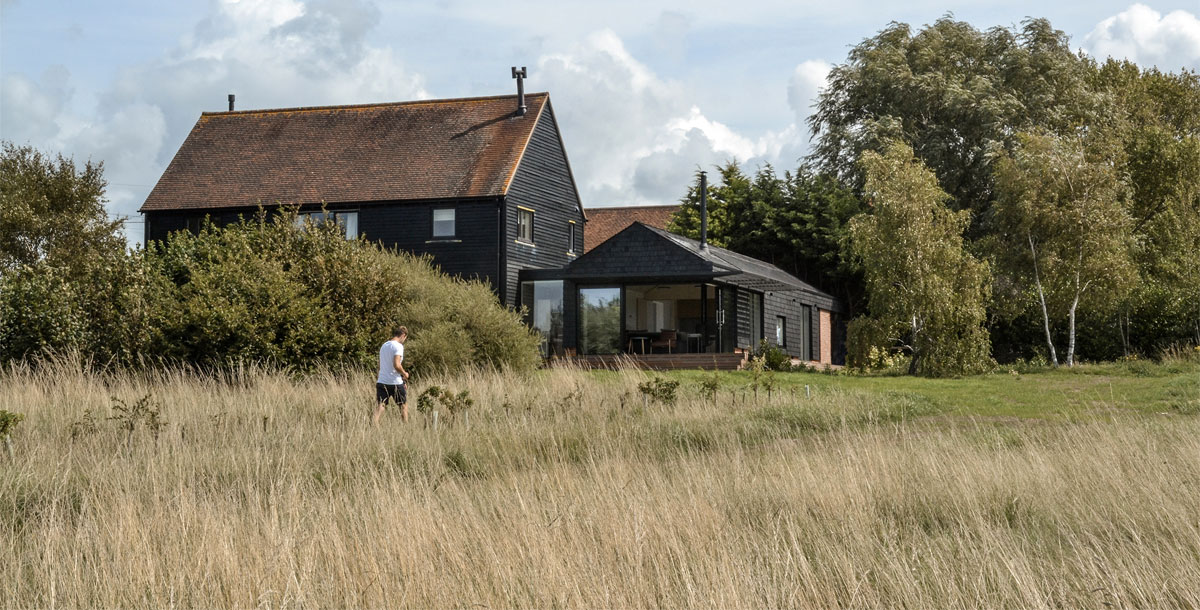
left=578, top=287, right=622, bottom=355
left=715, top=286, right=736, bottom=353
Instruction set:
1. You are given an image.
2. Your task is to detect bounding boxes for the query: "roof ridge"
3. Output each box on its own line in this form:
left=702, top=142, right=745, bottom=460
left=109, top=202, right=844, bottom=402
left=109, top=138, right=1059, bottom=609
left=201, top=91, right=550, bottom=117
left=586, top=204, right=680, bottom=210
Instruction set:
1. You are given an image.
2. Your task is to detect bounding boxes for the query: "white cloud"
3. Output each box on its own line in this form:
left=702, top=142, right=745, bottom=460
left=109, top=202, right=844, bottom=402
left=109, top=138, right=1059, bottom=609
left=4, top=1, right=833, bottom=230
left=538, top=29, right=822, bottom=206
left=1083, top=3, right=1200, bottom=70
left=3, top=0, right=428, bottom=242
left=788, top=59, right=831, bottom=125
left=1, top=66, right=73, bottom=147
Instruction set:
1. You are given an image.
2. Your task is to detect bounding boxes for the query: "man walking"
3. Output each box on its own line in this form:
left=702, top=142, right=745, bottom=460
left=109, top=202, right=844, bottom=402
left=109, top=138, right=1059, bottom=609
left=373, top=326, right=409, bottom=425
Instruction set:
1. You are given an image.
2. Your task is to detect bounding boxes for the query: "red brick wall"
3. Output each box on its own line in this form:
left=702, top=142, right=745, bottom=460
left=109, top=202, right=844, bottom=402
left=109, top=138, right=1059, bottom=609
left=819, top=309, right=832, bottom=364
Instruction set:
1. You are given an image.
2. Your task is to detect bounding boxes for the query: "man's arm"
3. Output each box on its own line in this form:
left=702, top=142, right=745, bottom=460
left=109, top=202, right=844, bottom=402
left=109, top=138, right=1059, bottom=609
left=393, top=354, right=409, bottom=380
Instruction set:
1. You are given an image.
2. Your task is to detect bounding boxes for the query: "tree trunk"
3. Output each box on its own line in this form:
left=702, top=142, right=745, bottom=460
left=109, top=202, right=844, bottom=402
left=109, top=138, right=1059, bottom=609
left=908, top=315, right=921, bottom=375
left=1067, top=291, right=1079, bottom=367
left=1194, top=304, right=1200, bottom=345
left=1117, top=311, right=1129, bottom=357
left=1029, top=233, right=1058, bottom=367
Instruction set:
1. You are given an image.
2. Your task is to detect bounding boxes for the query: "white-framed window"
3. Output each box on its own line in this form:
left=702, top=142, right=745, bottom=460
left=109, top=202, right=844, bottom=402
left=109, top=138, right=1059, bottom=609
left=295, top=211, right=358, bottom=240
left=567, top=220, right=577, bottom=253
left=517, top=207, right=534, bottom=243
left=776, top=316, right=786, bottom=347
left=433, top=208, right=455, bottom=238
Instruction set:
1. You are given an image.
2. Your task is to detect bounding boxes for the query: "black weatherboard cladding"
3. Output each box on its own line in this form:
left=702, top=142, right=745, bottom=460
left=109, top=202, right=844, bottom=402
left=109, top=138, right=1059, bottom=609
left=566, top=225, right=716, bottom=279
left=357, top=198, right=501, bottom=287
left=146, top=200, right=504, bottom=294
left=763, top=290, right=818, bottom=360
left=144, top=208, right=269, bottom=241
left=503, top=102, right=584, bottom=306
left=736, top=289, right=754, bottom=350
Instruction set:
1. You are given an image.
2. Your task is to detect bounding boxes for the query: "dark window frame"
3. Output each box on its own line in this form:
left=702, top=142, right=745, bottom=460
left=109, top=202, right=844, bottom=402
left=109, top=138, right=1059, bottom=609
left=776, top=315, right=786, bottom=348
left=567, top=220, right=577, bottom=254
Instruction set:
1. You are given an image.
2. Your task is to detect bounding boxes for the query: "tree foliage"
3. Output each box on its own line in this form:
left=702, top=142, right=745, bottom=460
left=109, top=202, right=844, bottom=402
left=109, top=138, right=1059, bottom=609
left=847, top=142, right=992, bottom=376
left=0, top=143, right=123, bottom=272
left=668, top=163, right=864, bottom=308
left=810, top=17, right=1105, bottom=237
left=0, top=191, right=541, bottom=373
left=1094, top=62, right=1200, bottom=351
left=991, top=132, right=1136, bottom=366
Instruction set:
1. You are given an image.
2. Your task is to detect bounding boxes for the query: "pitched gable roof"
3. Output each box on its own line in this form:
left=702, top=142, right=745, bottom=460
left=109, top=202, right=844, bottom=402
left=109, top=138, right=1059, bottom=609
left=583, top=205, right=679, bottom=252
left=141, top=93, right=552, bottom=212
left=566, top=223, right=842, bottom=310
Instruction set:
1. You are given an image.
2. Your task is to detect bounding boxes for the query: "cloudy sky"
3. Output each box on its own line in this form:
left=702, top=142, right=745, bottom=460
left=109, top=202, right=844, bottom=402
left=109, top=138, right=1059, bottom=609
left=3, top=0, right=1200, bottom=243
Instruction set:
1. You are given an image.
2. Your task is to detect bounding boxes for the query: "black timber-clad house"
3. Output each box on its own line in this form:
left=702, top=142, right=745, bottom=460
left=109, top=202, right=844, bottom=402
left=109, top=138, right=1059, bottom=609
left=519, top=223, right=846, bottom=365
left=140, top=92, right=585, bottom=307
left=141, top=88, right=846, bottom=365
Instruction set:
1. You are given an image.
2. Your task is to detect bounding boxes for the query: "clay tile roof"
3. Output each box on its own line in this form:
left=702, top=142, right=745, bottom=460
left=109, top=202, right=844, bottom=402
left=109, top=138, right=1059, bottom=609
left=583, top=204, right=680, bottom=252
left=140, top=93, right=549, bottom=212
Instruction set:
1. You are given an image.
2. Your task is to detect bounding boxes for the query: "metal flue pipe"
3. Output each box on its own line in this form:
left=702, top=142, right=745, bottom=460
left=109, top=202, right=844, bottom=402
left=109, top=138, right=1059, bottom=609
left=699, top=170, right=708, bottom=251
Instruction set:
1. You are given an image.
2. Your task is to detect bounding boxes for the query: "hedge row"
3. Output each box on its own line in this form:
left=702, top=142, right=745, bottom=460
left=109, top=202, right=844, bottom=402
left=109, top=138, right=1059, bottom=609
left=0, top=212, right=541, bottom=374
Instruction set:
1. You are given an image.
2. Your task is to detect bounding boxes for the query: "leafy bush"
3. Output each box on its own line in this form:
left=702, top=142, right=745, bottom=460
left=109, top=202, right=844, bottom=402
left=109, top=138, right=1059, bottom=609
left=753, top=340, right=792, bottom=371
left=416, top=385, right=474, bottom=419
left=0, top=410, right=23, bottom=437
left=1, top=209, right=541, bottom=375
left=637, top=376, right=680, bottom=406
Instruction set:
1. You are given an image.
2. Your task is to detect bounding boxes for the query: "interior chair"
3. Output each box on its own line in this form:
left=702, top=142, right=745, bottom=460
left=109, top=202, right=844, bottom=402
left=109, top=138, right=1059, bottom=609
left=651, top=329, right=677, bottom=354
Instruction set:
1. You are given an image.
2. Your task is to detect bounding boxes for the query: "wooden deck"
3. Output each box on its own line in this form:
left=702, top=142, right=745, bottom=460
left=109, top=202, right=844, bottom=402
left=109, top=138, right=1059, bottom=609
left=551, top=352, right=747, bottom=371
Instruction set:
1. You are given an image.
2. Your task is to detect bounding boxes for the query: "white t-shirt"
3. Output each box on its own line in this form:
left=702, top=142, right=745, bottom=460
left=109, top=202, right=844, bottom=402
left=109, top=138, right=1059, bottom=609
left=377, top=340, right=405, bottom=385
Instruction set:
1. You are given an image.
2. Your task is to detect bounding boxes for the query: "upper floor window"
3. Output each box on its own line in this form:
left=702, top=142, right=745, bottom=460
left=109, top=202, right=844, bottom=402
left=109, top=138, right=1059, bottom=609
left=296, top=211, right=358, bottom=240
left=567, top=220, right=577, bottom=254
left=517, top=207, right=534, bottom=243
left=432, top=208, right=455, bottom=238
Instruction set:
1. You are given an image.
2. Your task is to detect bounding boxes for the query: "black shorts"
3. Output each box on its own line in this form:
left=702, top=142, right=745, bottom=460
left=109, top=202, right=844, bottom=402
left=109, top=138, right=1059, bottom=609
left=376, top=382, right=407, bottom=405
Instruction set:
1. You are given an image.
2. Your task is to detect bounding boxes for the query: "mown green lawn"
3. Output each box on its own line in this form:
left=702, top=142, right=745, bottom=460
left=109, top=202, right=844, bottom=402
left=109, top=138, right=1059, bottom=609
left=590, top=361, right=1200, bottom=419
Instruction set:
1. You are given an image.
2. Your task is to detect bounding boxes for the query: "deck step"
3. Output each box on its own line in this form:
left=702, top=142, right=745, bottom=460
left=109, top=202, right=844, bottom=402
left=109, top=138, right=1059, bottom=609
left=552, top=353, right=747, bottom=371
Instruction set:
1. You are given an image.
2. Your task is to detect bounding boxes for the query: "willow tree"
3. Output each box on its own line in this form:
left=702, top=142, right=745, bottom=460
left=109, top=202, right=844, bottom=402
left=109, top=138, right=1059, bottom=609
left=992, top=132, right=1136, bottom=366
left=810, top=17, right=1103, bottom=239
left=847, top=142, right=992, bottom=376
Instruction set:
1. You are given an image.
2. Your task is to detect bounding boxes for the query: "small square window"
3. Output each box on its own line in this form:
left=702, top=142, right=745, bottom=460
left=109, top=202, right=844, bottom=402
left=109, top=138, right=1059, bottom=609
left=433, top=208, right=455, bottom=238
left=517, top=208, right=534, bottom=243
left=776, top=316, right=786, bottom=347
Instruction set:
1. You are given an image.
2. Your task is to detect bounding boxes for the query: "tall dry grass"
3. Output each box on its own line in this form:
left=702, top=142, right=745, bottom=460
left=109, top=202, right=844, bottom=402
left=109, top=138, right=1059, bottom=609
left=2, top=360, right=1199, bottom=608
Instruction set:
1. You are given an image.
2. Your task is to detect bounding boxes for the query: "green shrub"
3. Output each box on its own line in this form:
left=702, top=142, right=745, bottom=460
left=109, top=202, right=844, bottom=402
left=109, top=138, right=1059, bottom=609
left=637, top=376, right=680, bottom=406
left=1, top=209, right=541, bottom=375
left=415, top=385, right=474, bottom=422
left=753, top=340, right=792, bottom=372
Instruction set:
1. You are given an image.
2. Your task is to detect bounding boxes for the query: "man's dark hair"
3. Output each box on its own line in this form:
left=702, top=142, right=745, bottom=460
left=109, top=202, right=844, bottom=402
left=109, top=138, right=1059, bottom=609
left=392, top=326, right=408, bottom=338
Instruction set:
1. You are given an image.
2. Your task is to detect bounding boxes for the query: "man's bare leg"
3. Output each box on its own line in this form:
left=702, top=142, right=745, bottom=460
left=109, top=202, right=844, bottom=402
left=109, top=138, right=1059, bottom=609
left=372, top=401, right=387, bottom=426
left=400, top=402, right=409, bottom=423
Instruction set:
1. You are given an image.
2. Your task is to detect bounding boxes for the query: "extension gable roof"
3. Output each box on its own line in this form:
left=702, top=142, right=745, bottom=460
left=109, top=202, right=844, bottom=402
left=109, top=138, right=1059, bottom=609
left=141, top=92, right=563, bottom=212
left=565, top=222, right=842, bottom=311
left=583, top=204, right=679, bottom=252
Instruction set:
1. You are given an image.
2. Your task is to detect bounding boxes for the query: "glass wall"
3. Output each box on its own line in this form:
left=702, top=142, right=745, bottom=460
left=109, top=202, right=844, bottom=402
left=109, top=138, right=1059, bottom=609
left=578, top=287, right=621, bottom=355
left=520, top=281, right=564, bottom=357
left=749, top=291, right=763, bottom=347
left=801, top=305, right=813, bottom=360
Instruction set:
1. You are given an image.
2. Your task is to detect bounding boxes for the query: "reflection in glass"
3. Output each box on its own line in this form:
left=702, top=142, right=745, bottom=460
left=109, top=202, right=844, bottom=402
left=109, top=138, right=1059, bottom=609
left=520, top=281, right=564, bottom=357
left=579, top=287, right=621, bottom=355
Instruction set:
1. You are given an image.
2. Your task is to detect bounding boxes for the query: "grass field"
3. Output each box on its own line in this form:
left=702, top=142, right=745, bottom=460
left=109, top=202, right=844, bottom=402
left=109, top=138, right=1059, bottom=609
left=2, top=358, right=1199, bottom=608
